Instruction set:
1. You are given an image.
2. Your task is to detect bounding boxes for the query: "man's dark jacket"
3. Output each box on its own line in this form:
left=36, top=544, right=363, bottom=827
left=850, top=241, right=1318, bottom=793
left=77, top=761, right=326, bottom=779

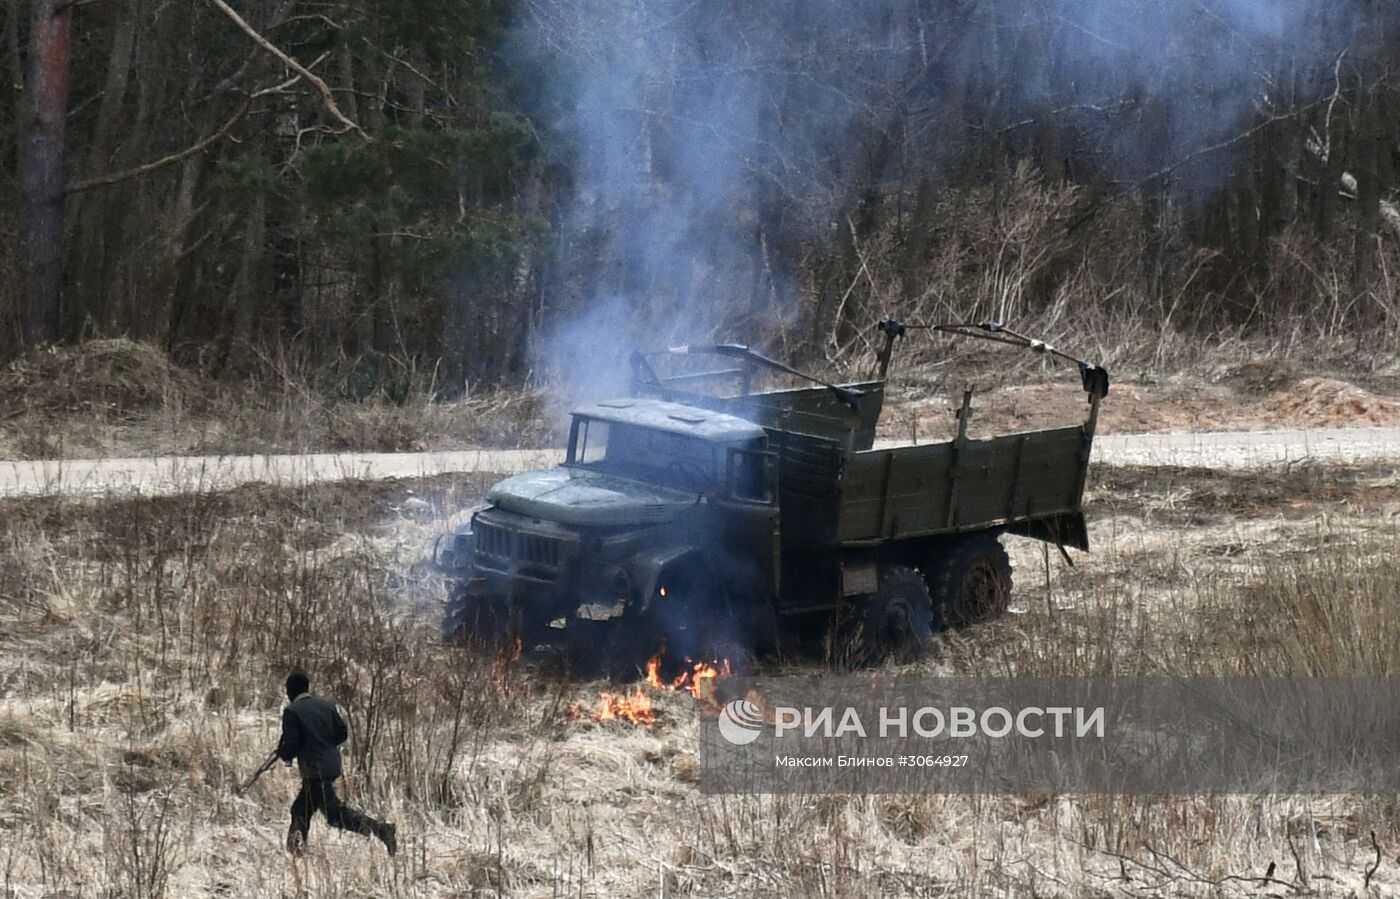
left=276, top=694, right=347, bottom=780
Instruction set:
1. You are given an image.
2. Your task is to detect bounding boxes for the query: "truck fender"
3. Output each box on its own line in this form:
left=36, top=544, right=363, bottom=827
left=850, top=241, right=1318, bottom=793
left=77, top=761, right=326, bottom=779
left=630, top=545, right=705, bottom=614
left=432, top=504, right=487, bottom=574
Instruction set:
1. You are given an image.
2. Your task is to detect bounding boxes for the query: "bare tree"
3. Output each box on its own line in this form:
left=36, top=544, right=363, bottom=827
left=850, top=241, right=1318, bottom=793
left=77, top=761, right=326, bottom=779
left=18, top=0, right=71, bottom=346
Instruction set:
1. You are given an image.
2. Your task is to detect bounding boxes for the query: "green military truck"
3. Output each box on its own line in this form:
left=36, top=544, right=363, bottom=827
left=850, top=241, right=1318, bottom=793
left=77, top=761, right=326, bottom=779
left=434, top=321, right=1108, bottom=668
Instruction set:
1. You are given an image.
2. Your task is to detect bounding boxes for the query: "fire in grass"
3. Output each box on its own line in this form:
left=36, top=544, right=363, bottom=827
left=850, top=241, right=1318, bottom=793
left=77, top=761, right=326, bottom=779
left=490, top=638, right=524, bottom=695
left=569, top=653, right=734, bottom=728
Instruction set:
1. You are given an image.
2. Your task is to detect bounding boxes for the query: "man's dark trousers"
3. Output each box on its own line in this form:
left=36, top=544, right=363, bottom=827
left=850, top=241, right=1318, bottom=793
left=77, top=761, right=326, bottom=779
left=288, top=777, right=379, bottom=847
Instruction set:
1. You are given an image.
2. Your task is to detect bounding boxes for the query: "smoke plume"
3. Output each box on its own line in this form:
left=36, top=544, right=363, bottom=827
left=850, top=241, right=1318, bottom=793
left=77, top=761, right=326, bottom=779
left=509, top=0, right=1385, bottom=400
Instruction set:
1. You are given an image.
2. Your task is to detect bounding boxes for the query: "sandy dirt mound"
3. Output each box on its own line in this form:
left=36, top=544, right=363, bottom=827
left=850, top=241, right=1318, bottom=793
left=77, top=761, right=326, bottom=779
left=882, top=362, right=1400, bottom=439
left=0, top=339, right=208, bottom=420
left=1221, top=357, right=1302, bottom=394
left=882, top=382, right=1251, bottom=439
left=1264, top=377, right=1400, bottom=427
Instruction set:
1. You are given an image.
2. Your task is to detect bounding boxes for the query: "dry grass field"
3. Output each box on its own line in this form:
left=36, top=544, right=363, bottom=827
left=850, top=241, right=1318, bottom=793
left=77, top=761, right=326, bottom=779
left=0, top=340, right=554, bottom=460
left=2, top=456, right=1399, bottom=897
left=4, top=339, right=1400, bottom=461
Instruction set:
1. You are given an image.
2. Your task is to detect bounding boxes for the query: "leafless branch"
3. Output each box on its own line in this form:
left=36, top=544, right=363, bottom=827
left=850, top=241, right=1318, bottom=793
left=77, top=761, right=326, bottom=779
left=251, top=51, right=330, bottom=98
left=372, top=41, right=450, bottom=97
left=1079, top=839, right=1302, bottom=893
left=1138, top=104, right=1318, bottom=186
left=67, top=99, right=253, bottom=193
left=273, top=13, right=345, bottom=32
left=1322, top=51, right=1349, bottom=161
left=205, top=0, right=368, bottom=140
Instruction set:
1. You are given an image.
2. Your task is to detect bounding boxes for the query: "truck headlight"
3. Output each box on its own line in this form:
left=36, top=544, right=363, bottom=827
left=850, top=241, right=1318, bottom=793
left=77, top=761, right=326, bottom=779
left=437, top=529, right=473, bottom=570
left=604, top=566, right=632, bottom=600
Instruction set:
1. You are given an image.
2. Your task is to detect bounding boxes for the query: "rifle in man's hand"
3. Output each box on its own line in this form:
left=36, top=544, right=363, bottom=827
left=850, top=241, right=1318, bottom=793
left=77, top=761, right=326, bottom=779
left=236, top=751, right=280, bottom=795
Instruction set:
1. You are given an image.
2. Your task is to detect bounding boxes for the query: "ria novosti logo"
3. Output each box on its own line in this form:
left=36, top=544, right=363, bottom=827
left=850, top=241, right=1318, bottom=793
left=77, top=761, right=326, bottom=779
left=718, top=699, right=765, bottom=745
left=716, top=698, right=1108, bottom=746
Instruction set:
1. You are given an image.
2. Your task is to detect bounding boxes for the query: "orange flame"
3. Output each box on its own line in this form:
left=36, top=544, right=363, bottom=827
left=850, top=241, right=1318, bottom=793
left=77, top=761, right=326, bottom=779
left=644, top=654, right=665, bottom=689
left=573, top=651, right=734, bottom=728
left=676, top=658, right=732, bottom=710
left=593, top=687, right=655, bottom=725
left=491, top=637, right=524, bottom=695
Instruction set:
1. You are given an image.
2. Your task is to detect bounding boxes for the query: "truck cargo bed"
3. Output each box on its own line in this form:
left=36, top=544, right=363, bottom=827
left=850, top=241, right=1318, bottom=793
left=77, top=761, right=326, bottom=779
left=836, top=425, right=1091, bottom=544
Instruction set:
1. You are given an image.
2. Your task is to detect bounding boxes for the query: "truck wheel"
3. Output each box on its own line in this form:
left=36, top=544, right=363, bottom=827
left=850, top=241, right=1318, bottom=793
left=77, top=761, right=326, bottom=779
left=836, top=565, right=933, bottom=668
left=442, top=587, right=469, bottom=641
left=927, top=535, right=1012, bottom=628
left=562, top=620, right=642, bottom=680
left=648, top=563, right=749, bottom=673
left=442, top=588, right=515, bottom=647
left=706, top=638, right=757, bottom=677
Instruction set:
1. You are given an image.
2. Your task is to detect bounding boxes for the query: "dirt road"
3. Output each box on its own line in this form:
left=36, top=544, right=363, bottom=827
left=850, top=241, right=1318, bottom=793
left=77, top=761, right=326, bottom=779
left=1, top=427, right=1396, bottom=498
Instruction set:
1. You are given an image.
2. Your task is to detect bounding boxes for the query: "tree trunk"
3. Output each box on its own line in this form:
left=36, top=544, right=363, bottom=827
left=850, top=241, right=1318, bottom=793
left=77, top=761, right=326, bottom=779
left=158, top=155, right=205, bottom=348
left=68, top=0, right=138, bottom=337
left=18, top=0, right=72, bottom=347
left=219, top=189, right=267, bottom=374
left=1352, top=122, right=1381, bottom=304
left=4, top=0, right=24, bottom=171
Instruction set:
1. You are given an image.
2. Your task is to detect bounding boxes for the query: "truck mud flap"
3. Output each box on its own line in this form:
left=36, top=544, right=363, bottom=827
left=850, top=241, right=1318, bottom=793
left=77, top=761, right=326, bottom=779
left=1004, top=512, right=1090, bottom=552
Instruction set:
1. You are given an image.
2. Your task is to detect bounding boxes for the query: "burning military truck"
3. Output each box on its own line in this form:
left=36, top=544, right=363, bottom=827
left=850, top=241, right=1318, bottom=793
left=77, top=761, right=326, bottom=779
left=434, top=321, right=1108, bottom=669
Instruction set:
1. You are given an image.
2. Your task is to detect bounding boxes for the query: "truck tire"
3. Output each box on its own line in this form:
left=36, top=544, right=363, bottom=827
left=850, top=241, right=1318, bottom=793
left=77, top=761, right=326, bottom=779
left=648, top=566, right=759, bottom=677
left=441, top=587, right=470, bottom=641
left=706, top=637, right=757, bottom=677
left=563, top=620, right=643, bottom=680
left=835, top=565, right=933, bottom=668
left=926, top=535, right=1012, bottom=628
left=442, top=587, right=515, bottom=647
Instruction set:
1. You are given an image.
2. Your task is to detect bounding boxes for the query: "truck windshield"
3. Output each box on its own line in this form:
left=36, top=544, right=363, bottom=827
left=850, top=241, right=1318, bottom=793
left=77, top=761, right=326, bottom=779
left=570, top=418, right=718, bottom=491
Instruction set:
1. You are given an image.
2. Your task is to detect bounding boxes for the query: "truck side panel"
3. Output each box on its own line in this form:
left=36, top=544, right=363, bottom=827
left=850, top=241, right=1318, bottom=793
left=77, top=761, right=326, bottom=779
left=839, top=442, right=953, bottom=541
left=772, top=430, right=843, bottom=546
left=699, top=382, right=885, bottom=450
left=837, top=425, right=1089, bottom=542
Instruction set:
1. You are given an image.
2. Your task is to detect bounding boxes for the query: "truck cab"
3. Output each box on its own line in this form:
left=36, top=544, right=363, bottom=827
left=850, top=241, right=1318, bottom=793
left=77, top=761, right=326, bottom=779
left=441, top=398, right=781, bottom=662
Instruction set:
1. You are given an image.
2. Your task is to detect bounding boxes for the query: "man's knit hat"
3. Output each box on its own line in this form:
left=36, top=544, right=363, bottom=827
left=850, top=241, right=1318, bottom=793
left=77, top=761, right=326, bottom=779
left=286, top=670, right=310, bottom=702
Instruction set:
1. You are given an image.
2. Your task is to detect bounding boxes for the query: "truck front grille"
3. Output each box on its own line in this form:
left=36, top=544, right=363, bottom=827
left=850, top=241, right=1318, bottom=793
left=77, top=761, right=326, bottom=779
left=475, top=520, right=562, bottom=571
left=519, top=533, right=560, bottom=566
left=476, top=521, right=512, bottom=558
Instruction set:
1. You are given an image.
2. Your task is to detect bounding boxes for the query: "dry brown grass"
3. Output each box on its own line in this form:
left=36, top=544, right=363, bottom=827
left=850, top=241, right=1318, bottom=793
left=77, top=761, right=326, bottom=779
left=830, top=163, right=1400, bottom=383
left=0, top=339, right=208, bottom=421
left=1, top=461, right=1399, bottom=895
left=7, top=256, right=1400, bottom=464
left=0, top=340, right=555, bottom=460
